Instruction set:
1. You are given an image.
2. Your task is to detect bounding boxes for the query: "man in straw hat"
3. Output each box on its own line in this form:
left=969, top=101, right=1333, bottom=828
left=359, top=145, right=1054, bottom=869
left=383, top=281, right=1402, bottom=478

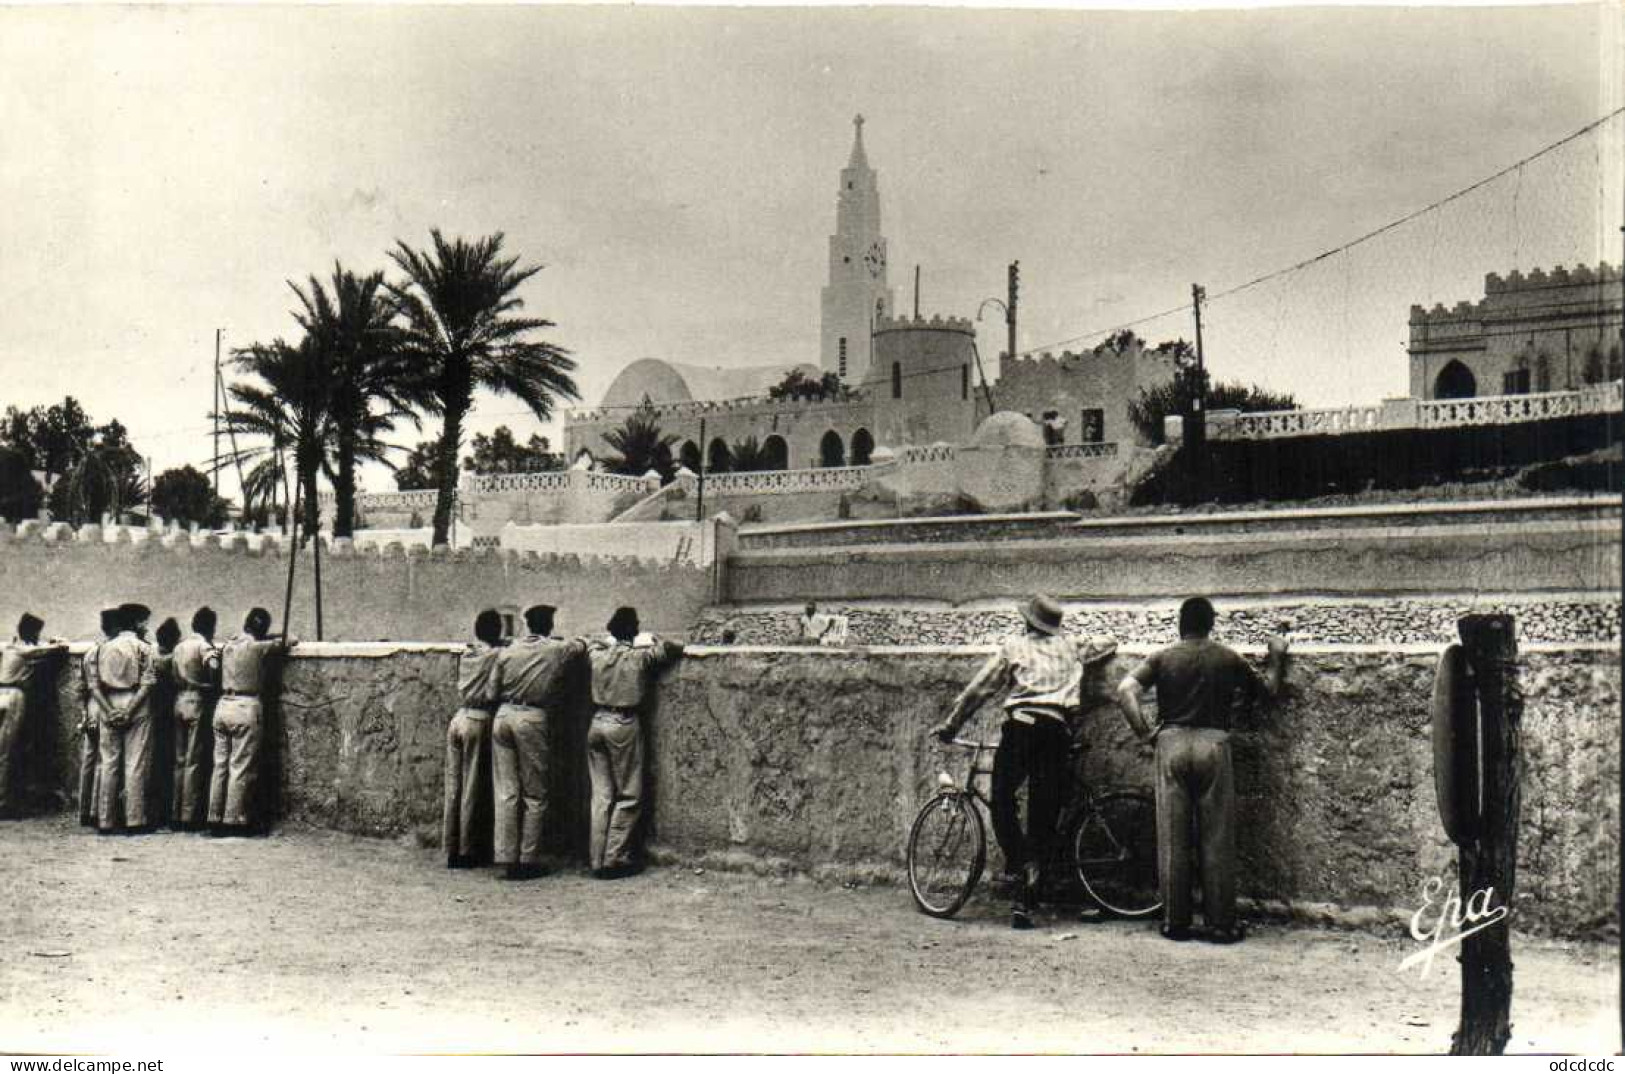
left=0, top=613, right=69, bottom=816
left=931, top=594, right=1117, bottom=930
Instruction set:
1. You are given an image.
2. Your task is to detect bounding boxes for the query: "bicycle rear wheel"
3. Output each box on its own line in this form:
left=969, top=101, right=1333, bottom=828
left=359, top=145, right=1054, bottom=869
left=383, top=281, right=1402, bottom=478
left=906, top=792, right=986, bottom=918
left=1073, top=790, right=1162, bottom=919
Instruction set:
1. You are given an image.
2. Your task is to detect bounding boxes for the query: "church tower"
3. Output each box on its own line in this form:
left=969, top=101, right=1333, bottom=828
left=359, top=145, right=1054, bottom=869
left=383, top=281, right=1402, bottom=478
left=820, top=115, right=895, bottom=386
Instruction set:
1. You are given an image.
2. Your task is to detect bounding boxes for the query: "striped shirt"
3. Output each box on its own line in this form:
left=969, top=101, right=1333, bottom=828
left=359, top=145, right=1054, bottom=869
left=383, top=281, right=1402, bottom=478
left=946, top=632, right=1098, bottom=728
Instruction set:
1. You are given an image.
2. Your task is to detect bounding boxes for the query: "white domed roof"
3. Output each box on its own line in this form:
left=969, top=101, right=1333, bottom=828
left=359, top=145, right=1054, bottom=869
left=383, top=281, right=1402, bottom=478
left=971, top=411, right=1045, bottom=449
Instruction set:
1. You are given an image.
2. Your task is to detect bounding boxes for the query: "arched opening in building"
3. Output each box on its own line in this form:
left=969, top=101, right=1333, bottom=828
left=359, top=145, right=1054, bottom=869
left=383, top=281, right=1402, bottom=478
left=1434, top=360, right=1477, bottom=400
left=763, top=435, right=790, bottom=471
left=850, top=428, right=874, bottom=466
left=891, top=362, right=902, bottom=399
left=819, top=430, right=845, bottom=468
left=707, top=438, right=732, bottom=474
left=678, top=441, right=701, bottom=473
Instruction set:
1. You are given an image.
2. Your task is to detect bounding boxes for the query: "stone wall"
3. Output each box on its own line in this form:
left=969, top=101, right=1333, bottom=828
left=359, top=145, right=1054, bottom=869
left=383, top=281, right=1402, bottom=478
left=725, top=519, right=1620, bottom=605
left=693, top=595, right=1620, bottom=649
left=16, top=643, right=1615, bottom=938
left=0, top=524, right=714, bottom=644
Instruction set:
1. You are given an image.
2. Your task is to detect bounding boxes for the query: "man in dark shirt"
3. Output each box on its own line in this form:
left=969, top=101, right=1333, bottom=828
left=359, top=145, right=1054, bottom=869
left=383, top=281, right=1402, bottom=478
left=1116, top=597, right=1289, bottom=943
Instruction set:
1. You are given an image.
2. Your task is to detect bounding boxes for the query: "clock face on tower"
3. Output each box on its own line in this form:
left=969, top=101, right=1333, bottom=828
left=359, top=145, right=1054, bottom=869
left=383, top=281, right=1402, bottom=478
left=863, top=242, right=886, bottom=279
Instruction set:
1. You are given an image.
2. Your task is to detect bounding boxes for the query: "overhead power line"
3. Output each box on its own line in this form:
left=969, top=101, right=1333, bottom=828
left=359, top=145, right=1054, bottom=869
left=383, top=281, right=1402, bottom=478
left=1017, top=106, right=1625, bottom=359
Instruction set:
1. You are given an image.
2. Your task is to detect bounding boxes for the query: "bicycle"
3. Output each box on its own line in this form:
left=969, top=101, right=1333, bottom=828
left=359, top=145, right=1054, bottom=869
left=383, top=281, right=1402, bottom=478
left=906, top=736, right=1162, bottom=920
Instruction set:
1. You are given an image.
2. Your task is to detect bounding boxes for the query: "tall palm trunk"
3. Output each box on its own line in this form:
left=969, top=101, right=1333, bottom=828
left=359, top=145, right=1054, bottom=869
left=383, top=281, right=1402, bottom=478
left=334, top=424, right=358, bottom=539
left=431, top=402, right=464, bottom=547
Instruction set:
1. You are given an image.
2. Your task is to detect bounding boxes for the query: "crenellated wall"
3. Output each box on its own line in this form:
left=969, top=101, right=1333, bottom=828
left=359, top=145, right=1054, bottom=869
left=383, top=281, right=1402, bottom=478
left=1408, top=262, right=1623, bottom=400
left=993, top=341, right=1179, bottom=448
left=0, top=520, right=716, bottom=644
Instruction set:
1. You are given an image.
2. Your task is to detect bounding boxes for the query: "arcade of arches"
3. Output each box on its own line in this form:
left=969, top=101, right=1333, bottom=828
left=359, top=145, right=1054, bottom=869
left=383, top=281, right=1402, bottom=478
left=681, top=429, right=873, bottom=474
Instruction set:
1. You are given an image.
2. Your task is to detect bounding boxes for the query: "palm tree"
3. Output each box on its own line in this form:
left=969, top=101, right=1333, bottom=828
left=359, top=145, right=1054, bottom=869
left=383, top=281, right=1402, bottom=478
left=728, top=435, right=774, bottom=473
left=602, top=402, right=679, bottom=478
left=224, top=337, right=335, bottom=541
left=388, top=229, right=578, bottom=546
left=290, top=263, right=421, bottom=538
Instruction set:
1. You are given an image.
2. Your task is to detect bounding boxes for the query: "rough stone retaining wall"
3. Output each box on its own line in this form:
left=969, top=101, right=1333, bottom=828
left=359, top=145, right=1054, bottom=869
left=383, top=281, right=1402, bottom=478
left=725, top=520, right=1619, bottom=603
left=694, top=594, right=1621, bottom=648
left=16, top=643, right=1616, bottom=939
left=0, top=523, right=714, bottom=643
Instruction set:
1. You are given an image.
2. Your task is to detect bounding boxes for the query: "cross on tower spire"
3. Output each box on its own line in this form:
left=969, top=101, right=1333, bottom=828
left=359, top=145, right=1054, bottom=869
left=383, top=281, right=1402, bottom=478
left=848, top=113, right=868, bottom=169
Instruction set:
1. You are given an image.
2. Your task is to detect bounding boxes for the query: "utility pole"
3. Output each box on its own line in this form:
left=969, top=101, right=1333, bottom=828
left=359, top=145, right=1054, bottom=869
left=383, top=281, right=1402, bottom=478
left=913, top=265, right=921, bottom=319
left=212, top=328, right=222, bottom=500
left=1188, top=283, right=1209, bottom=492
left=1006, top=261, right=1020, bottom=363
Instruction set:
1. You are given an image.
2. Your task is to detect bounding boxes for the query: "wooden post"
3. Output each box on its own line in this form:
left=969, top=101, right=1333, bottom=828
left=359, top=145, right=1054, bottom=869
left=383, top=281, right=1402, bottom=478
left=1451, top=612, right=1521, bottom=1056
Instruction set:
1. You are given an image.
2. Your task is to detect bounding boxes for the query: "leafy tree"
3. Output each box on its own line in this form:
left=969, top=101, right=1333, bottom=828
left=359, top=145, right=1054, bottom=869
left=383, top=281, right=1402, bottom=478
left=0, top=399, right=148, bottom=523
left=290, top=263, right=421, bottom=538
left=0, top=447, right=42, bottom=523
left=388, top=229, right=579, bottom=546
left=1104, top=329, right=1147, bottom=355
left=602, top=403, right=678, bottom=478
left=394, top=440, right=444, bottom=491
left=462, top=425, right=561, bottom=474
left=768, top=368, right=852, bottom=402
left=1128, top=349, right=1299, bottom=445
left=728, top=435, right=775, bottom=473
left=151, top=465, right=230, bottom=528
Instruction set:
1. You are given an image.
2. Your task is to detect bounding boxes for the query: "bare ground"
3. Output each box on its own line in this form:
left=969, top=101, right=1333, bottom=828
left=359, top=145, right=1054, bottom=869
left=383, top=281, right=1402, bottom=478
left=0, top=816, right=1615, bottom=1055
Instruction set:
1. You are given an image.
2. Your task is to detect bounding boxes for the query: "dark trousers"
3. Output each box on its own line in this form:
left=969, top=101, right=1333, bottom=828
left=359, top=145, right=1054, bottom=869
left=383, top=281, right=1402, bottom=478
left=1154, top=727, right=1237, bottom=931
left=990, top=715, right=1071, bottom=881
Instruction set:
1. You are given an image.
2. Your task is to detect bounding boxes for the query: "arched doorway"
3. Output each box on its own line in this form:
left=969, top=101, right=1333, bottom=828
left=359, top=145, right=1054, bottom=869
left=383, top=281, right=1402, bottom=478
left=707, top=438, right=732, bottom=473
left=850, top=428, right=874, bottom=466
left=679, top=441, right=701, bottom=473
left=1434, top=360, right=1477, bottom=400
left=819, top=430, right=845, bottom=468
left=763, top=435, right=789, bottom=471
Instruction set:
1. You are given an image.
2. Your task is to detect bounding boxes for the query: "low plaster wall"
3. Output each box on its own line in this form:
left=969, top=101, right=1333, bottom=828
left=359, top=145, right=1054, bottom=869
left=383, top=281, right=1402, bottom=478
left=0, top=525, right=714, bottom=643
left=16, top=644, right=1615, bottom=939
left=726, top=520, right=1620, bottom=604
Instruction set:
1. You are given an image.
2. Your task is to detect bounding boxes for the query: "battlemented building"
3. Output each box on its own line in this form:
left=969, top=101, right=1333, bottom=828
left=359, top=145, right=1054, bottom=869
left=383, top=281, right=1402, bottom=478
left=564, top=116, right=1177, bottom=471
left=1408, top=263, right=1623, bottom=400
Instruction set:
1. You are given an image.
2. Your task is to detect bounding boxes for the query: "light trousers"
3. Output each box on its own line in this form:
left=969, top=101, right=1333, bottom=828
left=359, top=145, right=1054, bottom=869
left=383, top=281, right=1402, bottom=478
left=587, top=712, right=645, bottom=871
left=98, top=689, right=154, bottom=829
left=492, top=704, right=553, bottom=866
left=0, top=687, right=25, bottom=814
left=1154, top=727, right=1237, bottom=931
left=78, top=722, right=100, bottom=826
left=209, top=695, right=262, bottom=828
left=172, top=691, right=215, bottom=826
left=442, top=709, right=493, bottom=861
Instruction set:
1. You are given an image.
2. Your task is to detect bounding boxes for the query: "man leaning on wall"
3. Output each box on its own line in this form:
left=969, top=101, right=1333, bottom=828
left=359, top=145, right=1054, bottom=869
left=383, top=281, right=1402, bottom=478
left=489, top=603, right=587, bottom=881
left=209, top=607, right=297, bottom=836
left=1115, top=597, right=1289, bottom=943
left=169, top=607, right=222, bottom=832
left=444, top=609, right=505, bottom=869
left=76, top=607, right=120, bottom=827
left=0, top=613, right=69, bottom=818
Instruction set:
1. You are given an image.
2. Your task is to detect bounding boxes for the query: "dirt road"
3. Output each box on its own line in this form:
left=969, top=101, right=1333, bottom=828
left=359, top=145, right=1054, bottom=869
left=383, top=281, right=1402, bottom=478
left=0, top=817, right=1614, bottom=1054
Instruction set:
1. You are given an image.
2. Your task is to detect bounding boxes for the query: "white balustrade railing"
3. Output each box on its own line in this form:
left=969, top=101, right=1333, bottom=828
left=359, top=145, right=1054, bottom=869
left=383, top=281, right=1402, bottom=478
left=1230, top=405, right=1382, bottom=439
left=1417, top=380, right=1622, bottom=429
left=470, top=471, right=573, bottom=493
left=1045, top=442, right=1120, bottom=459
left=685, top=465, right=872, bottom=495
left=901, top=444, right=958, bottom=463
left=565, top=391, right=866, bottom=424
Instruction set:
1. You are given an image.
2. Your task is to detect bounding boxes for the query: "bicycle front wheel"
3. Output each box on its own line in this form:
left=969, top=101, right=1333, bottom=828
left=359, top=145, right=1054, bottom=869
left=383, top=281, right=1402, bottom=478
left=906, top=792, right=986, bottom=918
left=1074, top=790, right=1162, bottom=919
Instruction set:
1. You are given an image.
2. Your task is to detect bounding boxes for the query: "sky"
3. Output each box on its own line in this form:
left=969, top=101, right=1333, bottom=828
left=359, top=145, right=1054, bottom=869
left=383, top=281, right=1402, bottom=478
left=1, top=2, right=1618, bottom=503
